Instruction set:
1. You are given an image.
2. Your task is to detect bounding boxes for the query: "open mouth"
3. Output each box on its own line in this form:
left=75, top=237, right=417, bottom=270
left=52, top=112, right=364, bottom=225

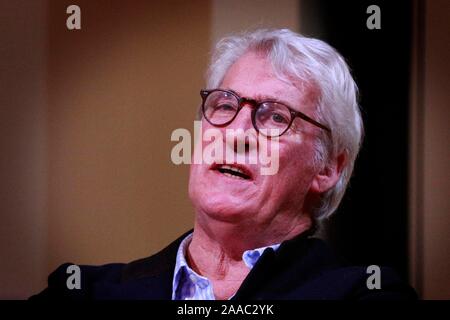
left=211, top=164, right=252, bottom=180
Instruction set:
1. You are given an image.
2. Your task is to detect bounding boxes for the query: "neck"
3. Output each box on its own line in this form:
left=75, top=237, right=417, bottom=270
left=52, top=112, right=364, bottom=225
left=188, top=212, right=312, bottom=279
left=187, top=224, right=249, bottom=280
left=186, top=213, right=311, bottom=300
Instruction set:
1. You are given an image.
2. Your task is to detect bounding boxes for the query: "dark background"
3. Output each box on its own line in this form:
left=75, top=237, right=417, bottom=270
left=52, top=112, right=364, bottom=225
left=301, top=0, right=412, bottom=281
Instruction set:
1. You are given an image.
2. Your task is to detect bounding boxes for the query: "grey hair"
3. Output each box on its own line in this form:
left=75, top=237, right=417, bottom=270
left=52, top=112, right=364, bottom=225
left=205, top=29, right=364, bottom=220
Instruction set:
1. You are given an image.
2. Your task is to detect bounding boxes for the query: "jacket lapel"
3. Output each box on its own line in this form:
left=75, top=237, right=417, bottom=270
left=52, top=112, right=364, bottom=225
left=94, top=230, right=192, bottom=300
left=232, top=232, right=340, bottom=299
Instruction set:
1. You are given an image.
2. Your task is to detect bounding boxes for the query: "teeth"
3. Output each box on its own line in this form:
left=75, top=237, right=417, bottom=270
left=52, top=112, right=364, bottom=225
left=220, top=165, right=245, bottom=175
left=223, top=172, right=244, bottom=179
left=216, top=165, right=249, bottom=179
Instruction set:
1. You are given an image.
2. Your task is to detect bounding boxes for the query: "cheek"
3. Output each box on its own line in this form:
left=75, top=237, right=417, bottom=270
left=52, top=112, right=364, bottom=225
left=188, top=165, right=196, bottom=197
left=188, top=164, right=206, bottom=208
left=189, top=163, right=205, bottom=189
left=280, top=136, right=315, bottom=168
left=193, top=121, right=226, bottom=163
left=275, top=139, right=318, bottom=189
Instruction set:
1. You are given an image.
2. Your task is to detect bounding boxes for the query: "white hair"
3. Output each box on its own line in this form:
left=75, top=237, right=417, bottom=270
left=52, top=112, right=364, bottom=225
left=205, top=29, right=364, bottom=220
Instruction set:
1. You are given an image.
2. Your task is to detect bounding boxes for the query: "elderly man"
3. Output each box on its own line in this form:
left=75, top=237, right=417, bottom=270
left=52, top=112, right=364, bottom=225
left=32, top=29, right=416, bottom=300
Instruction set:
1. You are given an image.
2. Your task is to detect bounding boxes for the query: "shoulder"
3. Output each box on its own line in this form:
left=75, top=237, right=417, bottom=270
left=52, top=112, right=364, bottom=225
left=296, top=263, right=418, bottom=300
left=30, top=231, right=190, bottom=300
left=29, top=262, right=126, bottom=300
left=275, top=237, right=418, bottom=300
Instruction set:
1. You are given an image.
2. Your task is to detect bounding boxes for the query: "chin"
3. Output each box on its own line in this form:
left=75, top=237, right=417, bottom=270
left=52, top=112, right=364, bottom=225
left=194, top=196, right=254, bottom=224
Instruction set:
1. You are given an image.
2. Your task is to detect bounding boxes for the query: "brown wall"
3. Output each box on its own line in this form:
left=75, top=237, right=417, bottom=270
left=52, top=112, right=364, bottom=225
left=211, top=0, right=299, bottom=45
left=421, top=0, right=450, bottom=299
left=0, top=0, right=48, bottom=299
left=46, top=0, right=210, bottom=270
left=410, top=0, right=450, bottom=300
left=0, top=0, right=211, bottom=299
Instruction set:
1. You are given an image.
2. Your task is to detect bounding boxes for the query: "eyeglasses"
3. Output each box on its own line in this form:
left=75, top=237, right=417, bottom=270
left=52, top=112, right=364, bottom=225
left=200, top=89, right=331, bottom=137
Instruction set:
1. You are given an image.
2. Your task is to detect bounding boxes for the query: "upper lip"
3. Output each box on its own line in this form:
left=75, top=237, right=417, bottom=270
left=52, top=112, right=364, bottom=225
left=210, top=162, right=254, bottom=180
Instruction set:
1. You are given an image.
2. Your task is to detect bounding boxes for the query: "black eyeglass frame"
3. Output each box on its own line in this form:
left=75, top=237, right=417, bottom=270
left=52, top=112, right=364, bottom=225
left=200, top=89, right=331, bottom=137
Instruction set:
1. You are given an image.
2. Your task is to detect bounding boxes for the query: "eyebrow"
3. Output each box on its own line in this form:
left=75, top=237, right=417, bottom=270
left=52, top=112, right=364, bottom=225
left=225, top=88, right=291, bottom=106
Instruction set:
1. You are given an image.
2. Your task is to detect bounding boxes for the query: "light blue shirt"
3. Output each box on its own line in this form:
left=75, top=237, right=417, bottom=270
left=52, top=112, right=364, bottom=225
left=171, top=232, right=280, bottom=300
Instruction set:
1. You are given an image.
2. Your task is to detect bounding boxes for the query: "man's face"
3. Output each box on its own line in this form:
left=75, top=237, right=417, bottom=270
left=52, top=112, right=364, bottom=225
left=189, top=52, right=322, bottom=237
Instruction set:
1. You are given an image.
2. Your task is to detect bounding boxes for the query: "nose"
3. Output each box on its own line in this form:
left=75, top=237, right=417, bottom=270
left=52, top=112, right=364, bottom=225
left=229, top=102, right=254, bottom=131
left=224, top=102, right=258, bottom=155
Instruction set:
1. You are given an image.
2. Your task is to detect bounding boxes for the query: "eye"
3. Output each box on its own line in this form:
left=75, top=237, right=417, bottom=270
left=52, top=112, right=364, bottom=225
left=271, top=112, right=289, bottom=124
left=216, top=103, right=235, bottom=111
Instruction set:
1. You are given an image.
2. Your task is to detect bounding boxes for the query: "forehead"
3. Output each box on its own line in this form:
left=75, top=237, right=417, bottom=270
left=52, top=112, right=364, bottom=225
left=220, top=52, right=317, bottom=112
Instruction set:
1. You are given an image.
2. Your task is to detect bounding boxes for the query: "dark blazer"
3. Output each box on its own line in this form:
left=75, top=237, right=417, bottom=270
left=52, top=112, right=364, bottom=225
left=31, top=230, right=417, bottom=300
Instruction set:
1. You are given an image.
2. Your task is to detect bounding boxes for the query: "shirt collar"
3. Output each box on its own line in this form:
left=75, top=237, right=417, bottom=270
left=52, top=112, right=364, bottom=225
left=172, top=232, right=280, bottom=299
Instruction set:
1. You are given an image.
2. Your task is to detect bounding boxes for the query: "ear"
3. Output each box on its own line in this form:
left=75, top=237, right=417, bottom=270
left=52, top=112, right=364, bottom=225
left=310, top=152, right=347, bottom=194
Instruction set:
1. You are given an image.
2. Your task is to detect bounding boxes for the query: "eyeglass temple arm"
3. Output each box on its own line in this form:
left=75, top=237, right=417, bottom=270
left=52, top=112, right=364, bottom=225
left=294, top=111, right=331, bottom=132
